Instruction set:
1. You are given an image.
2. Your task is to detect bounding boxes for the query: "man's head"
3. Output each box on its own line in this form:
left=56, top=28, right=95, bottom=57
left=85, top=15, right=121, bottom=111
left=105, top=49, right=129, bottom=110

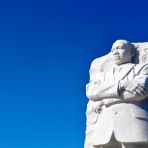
left=111, top=40, right=135, bottom=66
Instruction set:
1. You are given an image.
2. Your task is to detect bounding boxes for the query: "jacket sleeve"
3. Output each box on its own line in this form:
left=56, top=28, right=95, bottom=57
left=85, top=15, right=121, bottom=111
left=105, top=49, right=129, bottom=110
left=121, top=64, right=148, bottom=101
left=86, top=80, right=120, bottom=101
left=86, top=58, right=119, bottom=101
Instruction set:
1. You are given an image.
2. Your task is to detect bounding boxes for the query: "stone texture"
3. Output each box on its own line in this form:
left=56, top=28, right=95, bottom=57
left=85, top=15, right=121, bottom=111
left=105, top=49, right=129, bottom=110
left=85, top=40, right=148, bottom=148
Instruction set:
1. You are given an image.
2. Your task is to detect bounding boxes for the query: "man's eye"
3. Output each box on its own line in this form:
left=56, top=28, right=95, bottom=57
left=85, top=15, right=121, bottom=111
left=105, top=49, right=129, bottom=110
left=119, top=48, right=125, bottom=50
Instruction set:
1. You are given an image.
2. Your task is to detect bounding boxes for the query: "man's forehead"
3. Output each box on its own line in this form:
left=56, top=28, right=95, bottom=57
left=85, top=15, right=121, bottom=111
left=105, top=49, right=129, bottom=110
left=112, top=41, right=127, bottom=49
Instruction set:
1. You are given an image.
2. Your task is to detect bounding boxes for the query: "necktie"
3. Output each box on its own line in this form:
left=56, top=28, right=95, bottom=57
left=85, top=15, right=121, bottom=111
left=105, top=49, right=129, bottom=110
left=114, top=66, right=122, bottom=79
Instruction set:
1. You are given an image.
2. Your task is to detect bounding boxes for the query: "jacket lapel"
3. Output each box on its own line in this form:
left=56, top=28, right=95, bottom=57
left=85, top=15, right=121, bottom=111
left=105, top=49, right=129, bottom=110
left=117, top=63, right=135, bottom=81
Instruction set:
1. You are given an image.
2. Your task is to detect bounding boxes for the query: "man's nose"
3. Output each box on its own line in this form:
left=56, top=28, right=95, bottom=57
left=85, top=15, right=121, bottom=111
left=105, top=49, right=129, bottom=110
left=113, top=49, right=119, bottom=55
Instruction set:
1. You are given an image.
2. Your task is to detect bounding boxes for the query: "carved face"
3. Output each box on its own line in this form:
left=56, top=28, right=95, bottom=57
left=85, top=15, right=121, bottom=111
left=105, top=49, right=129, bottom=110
left=111, top=41, right=134, bottom=66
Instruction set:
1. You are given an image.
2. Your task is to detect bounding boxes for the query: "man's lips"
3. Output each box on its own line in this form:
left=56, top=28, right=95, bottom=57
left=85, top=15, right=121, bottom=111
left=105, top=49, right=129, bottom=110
left=113, top=55, right=120, bottom=60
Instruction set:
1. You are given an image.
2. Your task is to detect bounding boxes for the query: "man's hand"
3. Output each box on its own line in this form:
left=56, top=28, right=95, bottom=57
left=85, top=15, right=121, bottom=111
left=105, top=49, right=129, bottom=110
left=120, top=80, right=147, bottom=96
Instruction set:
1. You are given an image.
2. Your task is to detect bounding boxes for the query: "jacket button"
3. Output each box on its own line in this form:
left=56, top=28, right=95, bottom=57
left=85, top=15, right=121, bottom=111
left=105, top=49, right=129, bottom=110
left=114, top=111, right=117, bottom=115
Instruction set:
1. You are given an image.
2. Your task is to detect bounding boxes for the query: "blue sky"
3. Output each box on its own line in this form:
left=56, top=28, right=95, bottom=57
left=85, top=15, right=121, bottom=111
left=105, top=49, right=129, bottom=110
left=0, top=0, right=148, bottom=147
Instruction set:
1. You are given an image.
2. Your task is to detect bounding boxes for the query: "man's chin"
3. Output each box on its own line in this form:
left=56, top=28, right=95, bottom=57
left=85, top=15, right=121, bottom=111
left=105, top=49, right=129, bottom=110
left=114, top=60, right=123, bottom=66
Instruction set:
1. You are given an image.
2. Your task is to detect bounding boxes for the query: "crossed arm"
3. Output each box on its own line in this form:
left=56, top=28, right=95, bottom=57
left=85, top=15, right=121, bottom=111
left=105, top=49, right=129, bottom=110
left=86, top=64, right=148, bottom=102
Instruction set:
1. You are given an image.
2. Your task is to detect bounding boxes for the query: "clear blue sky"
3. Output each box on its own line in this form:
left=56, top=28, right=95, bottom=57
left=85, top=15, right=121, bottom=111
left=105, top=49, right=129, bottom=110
left=0, top=0, right=148, bottom=147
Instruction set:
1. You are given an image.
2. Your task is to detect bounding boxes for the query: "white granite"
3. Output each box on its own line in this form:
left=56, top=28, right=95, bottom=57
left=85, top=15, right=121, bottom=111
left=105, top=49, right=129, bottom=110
left=85, top=40, right=148, bottom=148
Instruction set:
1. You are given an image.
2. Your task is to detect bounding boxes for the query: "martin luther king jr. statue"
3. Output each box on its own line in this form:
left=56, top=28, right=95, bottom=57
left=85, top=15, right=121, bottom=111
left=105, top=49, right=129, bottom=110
left=85, top=40, right=148, bottom=148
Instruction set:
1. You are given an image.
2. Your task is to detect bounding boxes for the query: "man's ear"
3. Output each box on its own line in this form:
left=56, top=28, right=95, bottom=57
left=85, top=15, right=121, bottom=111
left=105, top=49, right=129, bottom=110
left=130, top=44, right=135, bottom=58
left=131, top=50, right=135, bottom=58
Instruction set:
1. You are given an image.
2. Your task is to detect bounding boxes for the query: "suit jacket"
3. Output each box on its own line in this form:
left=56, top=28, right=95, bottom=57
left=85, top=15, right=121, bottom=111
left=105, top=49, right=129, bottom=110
left=86, top=63, right=148, bottom=146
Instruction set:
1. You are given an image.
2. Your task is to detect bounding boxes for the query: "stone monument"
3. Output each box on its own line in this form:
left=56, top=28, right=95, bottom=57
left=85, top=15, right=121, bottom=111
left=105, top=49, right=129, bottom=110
left=85, top=40, right=148, bottom=148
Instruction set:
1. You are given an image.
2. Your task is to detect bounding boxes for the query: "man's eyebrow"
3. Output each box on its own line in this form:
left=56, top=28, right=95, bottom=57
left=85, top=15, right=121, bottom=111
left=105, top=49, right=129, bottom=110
left=116, top=46, right=120, bottom=49
left=112, top=46, right=120, bottom=50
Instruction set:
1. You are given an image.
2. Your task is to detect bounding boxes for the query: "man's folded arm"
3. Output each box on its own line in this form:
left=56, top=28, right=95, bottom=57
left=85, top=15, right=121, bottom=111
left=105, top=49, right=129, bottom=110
left=86, top=64, right=148, bottom=101
left=86, top=80, right=120, bottom=101
left=120, top=64, right=148, bottom=101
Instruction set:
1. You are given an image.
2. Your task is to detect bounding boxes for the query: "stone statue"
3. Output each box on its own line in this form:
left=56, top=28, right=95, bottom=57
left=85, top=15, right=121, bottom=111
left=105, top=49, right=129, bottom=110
left=85, top=40, right=148, bottom=148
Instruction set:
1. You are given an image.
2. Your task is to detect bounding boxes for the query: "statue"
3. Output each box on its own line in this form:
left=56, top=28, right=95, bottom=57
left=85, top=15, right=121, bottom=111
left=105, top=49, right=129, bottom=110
left=85, top=40, right=148, bottom=148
